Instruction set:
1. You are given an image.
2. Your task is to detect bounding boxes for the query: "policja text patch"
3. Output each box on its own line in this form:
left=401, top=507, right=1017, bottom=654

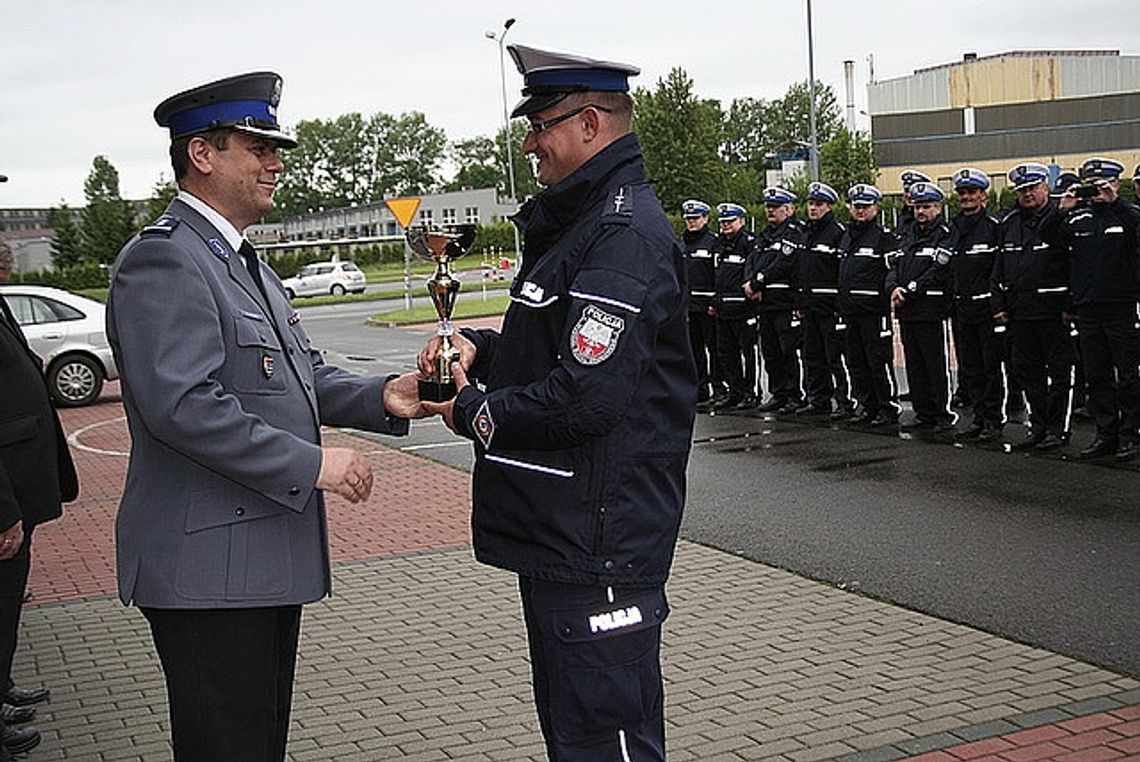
left=570, top=304, right=625, bottom=365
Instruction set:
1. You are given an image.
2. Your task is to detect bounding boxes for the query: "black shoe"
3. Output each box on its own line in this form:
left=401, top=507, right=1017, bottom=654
left=777, top=400, right=803, bottom=414
left=696, top=387, right=712, bottom=403
left=961, top=420, right=985, bottom=439
left=977, top=424, right=1003, bottom=442
left=796, top=403, right=830, bottom=415
left=711, top=395, right=742, bottom=411
left=849, top=410, right=875, bottom=425
left=734, top=395, right=758, bottom=410
left=869, top=412, right=900, bottom=427
left=829, top=407, right=854, bottom=421
left=1035, top=433, right=1064, bottom=451
left=1116, top=440, right=1139, bottom=462
left=3, top=688, right=47, bottom=708
left=1, top=726, right=40, bottom=755
left=933, top=417, right=958, bottom=433
left=1011, top=430, right=1046, bottom=450
left=0, top=705, right=34, bottom=725
left=1079, top=437, right=1118, bottom=459
left=756, top=398, right=785, bottom=412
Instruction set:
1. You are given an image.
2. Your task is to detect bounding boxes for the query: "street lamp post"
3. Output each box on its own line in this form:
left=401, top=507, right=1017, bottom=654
left=805, top=0, right=820, bottom=182
left=485, top=18, right=523, bottom=261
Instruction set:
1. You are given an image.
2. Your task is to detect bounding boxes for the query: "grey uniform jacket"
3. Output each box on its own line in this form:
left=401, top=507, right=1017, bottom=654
left=107, top=198, right=407, bottom=609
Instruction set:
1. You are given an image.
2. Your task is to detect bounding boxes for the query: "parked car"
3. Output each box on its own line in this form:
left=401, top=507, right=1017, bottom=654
left=0, top=285, right=119, bottom=407
left=280, top=260, right=367, bottom=298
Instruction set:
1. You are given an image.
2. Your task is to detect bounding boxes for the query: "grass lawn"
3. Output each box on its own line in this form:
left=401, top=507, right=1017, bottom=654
left=369, top=293, right=511, bottom=326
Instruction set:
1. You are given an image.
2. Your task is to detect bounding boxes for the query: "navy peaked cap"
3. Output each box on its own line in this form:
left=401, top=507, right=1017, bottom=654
left=507, top=44, right=639, bottom=118
left=681, top=199, right=710, bottom=217
left=847, top=184, right=882, bottom=204
left=1008, top=162, right=1049, bottom=190
left=1053, top=172, right=1081, bottom=194
left=954, top=167, right=990, bottom=190
left=1080, top=157, right=1125, bottom=179
left=807, top=182, right=838, bottom=204
left=909, top=182, right=944, bottom=203
left=154, top=71, right=297, bottom=147
left=762, top=187, right=796, bottom=205
left=900, top=169, right=931, bottom=190
left=716, top=202, right=746, bottom=219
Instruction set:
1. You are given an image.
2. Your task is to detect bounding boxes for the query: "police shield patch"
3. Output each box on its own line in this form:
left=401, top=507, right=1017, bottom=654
left=570, top=304, right=625, bottom=365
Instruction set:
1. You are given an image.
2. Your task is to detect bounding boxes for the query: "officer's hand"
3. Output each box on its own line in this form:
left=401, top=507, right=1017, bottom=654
left=0, top=522, right=23, bottom=562
left=417, top=333, right=476, bottom=377
left=1058, top=190, right=1079, bottom=213
left=742, top=282, right=754, bottom=298
left=891, top=287, right=907, bottom=307
left=993, top=311, right=1009, bottom=325
left=422, top=361, right=470, bottom=433
left=707, top=305, right=717, bottom=317
left=316, top=447, right=373, bottom=503
left=383, top=371, right=430, bottom=419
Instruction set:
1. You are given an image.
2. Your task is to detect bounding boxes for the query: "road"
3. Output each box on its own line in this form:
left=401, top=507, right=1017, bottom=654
left=300, top=300, right=1140, bottom=680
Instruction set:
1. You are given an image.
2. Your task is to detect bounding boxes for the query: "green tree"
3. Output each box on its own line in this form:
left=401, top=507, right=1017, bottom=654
left=79, top=155, right=135, bottom=265
left=633, top=67, right=725, bottom=213
left=819, top=127, right=876, bottom=198
left=446, top=136, right=501, bottom=192
left=45, top=203, right=82, bottom=268
left=767, top=80, right=842, bottom=156
left=146, top=175, right=179, bottom=221
left=721, top=97, right=772, bottom=167
left=497, top=121, right=538, bottom=201
left=378, top=112, right=447, bottom=197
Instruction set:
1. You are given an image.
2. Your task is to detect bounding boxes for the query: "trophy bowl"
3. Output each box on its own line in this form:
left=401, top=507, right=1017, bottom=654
left=406, top=224, right=477, bottom=402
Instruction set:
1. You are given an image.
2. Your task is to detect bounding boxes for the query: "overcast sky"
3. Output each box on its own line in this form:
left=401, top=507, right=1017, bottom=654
left=2, top=0, right=1137, bottom=208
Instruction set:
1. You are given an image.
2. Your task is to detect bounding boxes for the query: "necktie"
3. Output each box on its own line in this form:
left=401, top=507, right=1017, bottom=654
left=239, top=241, right=267, bottom=300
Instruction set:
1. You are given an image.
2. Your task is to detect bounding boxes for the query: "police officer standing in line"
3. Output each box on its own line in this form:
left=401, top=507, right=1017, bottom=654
left=886, top=182, right=959, bottom=430
left=837, top=184, right=902, bottom=426
left=993, top=163, right=1075, bottom=450
left=796, top=182, right=854, bottom=418
left=712, top=202, right=760, bottom=409
left=896, top=169, right=932, bottom=239
left=949, top=168, right=1006, bottom=440
left=680, top=199, right=722, bottom=405
left=744, top=187, right=806, bottom=412
left=1052, top=157, right=1140, bottom=460
left=419, top=44, right=695, bottom=761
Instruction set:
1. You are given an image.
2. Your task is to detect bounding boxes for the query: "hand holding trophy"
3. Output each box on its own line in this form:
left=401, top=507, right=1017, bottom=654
left=406, top=224, right=477, bottom=402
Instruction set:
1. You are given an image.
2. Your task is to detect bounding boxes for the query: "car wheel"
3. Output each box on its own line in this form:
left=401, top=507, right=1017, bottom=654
left=285, top=288, right=296, bottom=300
left=48, top=354, right=103, bottom=407
left=330, top=284, right=346, bottom=296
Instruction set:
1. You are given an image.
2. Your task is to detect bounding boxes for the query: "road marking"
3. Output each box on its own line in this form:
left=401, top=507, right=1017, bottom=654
left=68, top=416, right=130, bottom=456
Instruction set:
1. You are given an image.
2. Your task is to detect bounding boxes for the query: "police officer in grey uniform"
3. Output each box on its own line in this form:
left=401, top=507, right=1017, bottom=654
left=419, top=45, right=695, bottom=762
left=106, top=72, right=425, bottom=761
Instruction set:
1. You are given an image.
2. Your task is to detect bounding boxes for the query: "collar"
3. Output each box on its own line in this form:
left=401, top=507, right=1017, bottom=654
left=177, top=190, right=246, bottom=253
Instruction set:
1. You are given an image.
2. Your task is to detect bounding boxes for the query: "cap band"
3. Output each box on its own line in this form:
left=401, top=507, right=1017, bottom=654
left=167, top=99, right=278, bottom=139
left=524, top=68, right=630, bottom=93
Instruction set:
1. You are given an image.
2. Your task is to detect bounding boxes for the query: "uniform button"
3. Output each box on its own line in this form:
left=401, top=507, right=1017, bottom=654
left=603, top=560, right=615, bottom=570
left=288, top=485, right=300, bottom=496
left=561, top=625, right=572, bottom=636
left=235, top=507, right=245, bottom=516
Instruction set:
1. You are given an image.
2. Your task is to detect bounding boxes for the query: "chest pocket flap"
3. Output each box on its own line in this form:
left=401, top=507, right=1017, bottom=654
left=234, top=315, right=282, bottom=350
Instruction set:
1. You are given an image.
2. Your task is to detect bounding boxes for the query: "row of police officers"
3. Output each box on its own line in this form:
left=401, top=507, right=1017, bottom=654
left=682, top=158, right=1140, bottom=461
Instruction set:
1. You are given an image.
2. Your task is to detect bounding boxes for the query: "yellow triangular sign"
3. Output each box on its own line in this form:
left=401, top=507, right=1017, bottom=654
left=385, top=197, right=422, bottom=228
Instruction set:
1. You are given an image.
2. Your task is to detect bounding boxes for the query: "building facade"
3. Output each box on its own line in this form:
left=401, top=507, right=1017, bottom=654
left=869, top=50, right=1140, bottom=194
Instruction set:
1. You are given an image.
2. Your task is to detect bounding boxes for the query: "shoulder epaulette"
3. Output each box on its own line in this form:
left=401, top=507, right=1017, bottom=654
left=140, top=214, right=181, bottom=238
left=601, top=185, right=635, bottom=224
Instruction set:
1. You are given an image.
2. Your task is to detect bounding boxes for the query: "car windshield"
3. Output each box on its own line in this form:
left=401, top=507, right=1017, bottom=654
left=342, top=263, right=360, bottom=272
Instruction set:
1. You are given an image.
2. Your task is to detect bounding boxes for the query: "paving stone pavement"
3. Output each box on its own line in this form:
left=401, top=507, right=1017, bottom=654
left=12, top=391, right=1138, bottom=761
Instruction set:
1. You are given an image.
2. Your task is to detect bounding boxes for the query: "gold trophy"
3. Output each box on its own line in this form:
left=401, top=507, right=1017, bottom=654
left=406, top=224, right=477, bottom=402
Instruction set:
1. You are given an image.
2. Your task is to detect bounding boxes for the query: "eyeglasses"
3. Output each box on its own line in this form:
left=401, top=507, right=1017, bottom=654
left=526, top=104, right=613, bottom=135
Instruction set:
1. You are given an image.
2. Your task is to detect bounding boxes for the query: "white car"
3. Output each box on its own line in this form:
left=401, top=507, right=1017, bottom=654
left=280, top=260, right=367, bottom=298
left=0, top=284, right=119, bottom=407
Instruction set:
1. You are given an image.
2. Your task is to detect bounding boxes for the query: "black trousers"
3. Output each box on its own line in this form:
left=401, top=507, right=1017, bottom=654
left=801, top=311, right=852, bottom=410
left=688, top=310, right=722, bottom=396
left=519, top=577, right=667, bottom=762
left=1078, top=303, right=1140, bottom=441
left=715, top=316, right=757, bottom=400
left=142, top=605, right=302, bottom=762
left=955, top=317, right=1007, bottom=427
left=844, top=314, right=900, bottom=418
left=1009, top=318, right=1074, bottom=438
left=758, top=311, right=803, bottom=404
left=900, top=319, right=953, bottom=422
left=0, top=527, right=31, bottom=699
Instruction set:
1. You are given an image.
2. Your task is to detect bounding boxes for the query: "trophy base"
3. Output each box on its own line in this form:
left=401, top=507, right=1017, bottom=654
left=419, top=378, right=457, bottom=403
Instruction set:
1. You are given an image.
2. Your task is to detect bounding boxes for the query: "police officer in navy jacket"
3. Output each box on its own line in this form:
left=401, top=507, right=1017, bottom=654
left=419, top=44, right=695, bottom=762
left=1052, top=157, right=1140, bottom=460
left=837, top=184, right=902, bottom=425
left=711, top=202, right=760, bottom=408
left=680, top=199, right=722, bottom=403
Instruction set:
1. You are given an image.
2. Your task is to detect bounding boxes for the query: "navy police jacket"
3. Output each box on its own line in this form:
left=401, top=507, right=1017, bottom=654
left=837, top=218, right=898, bottom=317
left=453, top=134, right=696, bottom=586
left=950, top=210, right=1001, bottom=323
left=994, top=202, right=1070, bottom=321
left=745, top=216, right=804, bottom=312
left=712, top=228, right=758, bottom=319
left=682, top=225, right=717, bottom=312
left=886, top=220, right=957, bottom=322
left=1052, top=198, right=1140, bottom=307
left=798, top=211, right=846, bottom=314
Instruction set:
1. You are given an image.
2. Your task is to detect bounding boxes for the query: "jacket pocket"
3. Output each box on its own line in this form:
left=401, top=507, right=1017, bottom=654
left=232, top=315, right=288, bottom=395
left=0, top=414, right=39, bottom=447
